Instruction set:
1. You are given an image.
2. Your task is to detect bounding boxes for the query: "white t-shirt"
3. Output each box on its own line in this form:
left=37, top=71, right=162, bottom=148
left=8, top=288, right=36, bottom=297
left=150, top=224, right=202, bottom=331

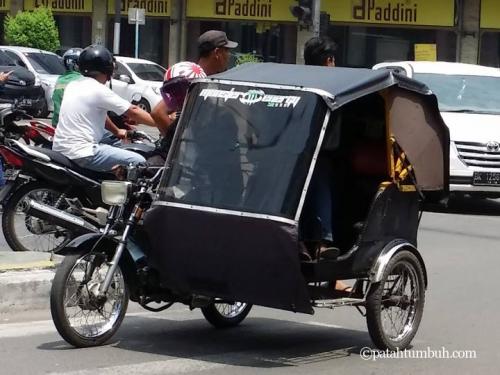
left=53, top=77, right=131, bottom=159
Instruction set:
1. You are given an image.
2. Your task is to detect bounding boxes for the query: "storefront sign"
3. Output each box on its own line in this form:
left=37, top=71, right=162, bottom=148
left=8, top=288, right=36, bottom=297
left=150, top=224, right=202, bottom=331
left=108, top=0, right=170, bottom=17
left=322, top=0, right=454, bottom=27
left=0, top=0, right=11, bottom=12
left=481, top=0, right=500, bottom=29
left=414, top=44, right=437, bottom=61
left=25, top=0, right=92, bottom=13
left=187, top=0, right=296, bottom=22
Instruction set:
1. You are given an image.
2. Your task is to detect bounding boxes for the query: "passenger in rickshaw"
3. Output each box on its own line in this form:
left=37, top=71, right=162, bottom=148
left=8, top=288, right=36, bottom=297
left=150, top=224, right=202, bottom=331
left=301, top=36, right=341, bottom=259
left=301, top=38, right=389, bottom=296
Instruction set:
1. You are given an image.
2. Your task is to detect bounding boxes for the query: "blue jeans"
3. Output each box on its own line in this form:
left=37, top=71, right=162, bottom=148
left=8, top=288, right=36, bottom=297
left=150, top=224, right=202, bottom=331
left=302, top=156, right=336, bottom=242
left=100, top=131, right=121, bottom=146
left=73, top=144, right=145, bottom=172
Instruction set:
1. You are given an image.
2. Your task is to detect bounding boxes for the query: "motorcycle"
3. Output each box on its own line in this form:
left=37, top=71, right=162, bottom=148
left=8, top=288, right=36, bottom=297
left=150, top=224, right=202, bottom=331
left=0, top=129, right=161, bottom=253
left=50, top=164, right=250, bottom=347
left=0, top=102, right=54, bottom=148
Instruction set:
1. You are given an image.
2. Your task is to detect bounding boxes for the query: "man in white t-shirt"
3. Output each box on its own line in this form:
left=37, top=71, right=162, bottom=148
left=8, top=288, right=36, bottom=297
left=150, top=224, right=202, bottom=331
left=53, top=45, right=157, bottom=172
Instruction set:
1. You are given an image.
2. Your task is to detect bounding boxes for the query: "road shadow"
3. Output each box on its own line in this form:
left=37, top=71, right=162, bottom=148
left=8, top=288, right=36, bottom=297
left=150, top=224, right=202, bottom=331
left=424, top=196, right=500, bottom=216
left=39, top=316, right=372, bottom=368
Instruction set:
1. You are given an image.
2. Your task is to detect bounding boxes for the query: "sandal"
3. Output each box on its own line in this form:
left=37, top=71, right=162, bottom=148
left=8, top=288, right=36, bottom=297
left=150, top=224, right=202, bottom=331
left=317, top=246, right=340, bottom=260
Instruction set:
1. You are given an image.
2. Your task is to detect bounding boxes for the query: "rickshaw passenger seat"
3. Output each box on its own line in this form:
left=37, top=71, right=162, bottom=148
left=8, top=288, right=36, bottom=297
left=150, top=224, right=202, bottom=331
left=350, top=140, right=387, bottom=177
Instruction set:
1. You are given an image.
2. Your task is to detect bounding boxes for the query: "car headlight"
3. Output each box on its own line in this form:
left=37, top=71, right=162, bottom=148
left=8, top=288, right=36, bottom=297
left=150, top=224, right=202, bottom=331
left=152, top=86, right=161, bottom=95
left=101, top=181, right=132, bottom=205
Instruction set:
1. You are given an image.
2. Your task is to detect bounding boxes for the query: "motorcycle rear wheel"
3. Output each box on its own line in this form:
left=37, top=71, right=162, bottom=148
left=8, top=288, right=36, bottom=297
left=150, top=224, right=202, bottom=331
left=50, top=250, right=129, bottom=348
left=2, top=182, right=74, bottom=252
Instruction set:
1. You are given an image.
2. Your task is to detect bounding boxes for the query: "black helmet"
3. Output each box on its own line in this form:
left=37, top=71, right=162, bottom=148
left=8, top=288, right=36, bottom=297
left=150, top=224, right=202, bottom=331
left=78, top=45, right=114, bottom=79
left=62, top=48, right=82, bottom=71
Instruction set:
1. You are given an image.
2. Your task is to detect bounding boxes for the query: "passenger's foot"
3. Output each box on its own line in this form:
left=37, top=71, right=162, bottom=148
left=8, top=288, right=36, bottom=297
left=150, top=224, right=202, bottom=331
left=334, top=280, right=352, bottom=293
left=317, top=246, right=340, bottom=260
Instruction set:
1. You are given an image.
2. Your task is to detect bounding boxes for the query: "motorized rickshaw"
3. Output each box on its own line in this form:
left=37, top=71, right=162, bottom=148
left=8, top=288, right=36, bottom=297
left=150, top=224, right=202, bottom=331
left=49, top=63, right=449, bottom=351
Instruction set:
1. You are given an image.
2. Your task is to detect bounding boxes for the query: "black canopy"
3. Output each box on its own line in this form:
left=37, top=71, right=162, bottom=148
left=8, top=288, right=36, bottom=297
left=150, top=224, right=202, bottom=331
left=212, top=63, right=431, bottom=109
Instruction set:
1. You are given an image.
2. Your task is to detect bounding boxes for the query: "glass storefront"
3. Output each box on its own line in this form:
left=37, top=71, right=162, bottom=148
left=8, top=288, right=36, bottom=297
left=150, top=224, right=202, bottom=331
left=327, top=25, right=457, bottom=68
left=106, top=17, right=169, bottom=65
left=322, top=0, right=457, bottom=68
left=107, top=0, right=170, bottom=66
left=54, top=15, right=92, bottom=50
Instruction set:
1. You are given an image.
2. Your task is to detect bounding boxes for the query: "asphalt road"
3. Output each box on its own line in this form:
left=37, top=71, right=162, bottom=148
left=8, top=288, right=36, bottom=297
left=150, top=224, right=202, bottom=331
left=1, top=198, right=500, bottom=374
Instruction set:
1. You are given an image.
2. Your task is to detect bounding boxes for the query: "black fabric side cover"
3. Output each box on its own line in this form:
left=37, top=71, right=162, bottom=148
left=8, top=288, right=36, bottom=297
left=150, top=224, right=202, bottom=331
left=143, top=205, right=313, bottom=314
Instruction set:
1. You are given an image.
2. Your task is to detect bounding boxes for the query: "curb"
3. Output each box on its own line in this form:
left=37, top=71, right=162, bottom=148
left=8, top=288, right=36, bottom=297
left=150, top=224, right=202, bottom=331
left=0, top=253, right=63, bottom=314
left=0, top=269, right=56, bottom=314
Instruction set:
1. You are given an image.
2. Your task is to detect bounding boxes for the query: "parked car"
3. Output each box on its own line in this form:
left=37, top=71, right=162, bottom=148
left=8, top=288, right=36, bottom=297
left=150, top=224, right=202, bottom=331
left=373, top=61, right=500, bottom=198
left=111, top=56, right=166, bottom=112
left=0, top=50, right=46, bottom=117
left=0, top=46, right=65, bottom=117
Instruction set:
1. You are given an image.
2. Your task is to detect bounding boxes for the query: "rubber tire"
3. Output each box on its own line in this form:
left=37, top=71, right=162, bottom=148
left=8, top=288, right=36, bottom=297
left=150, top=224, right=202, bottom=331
left=137, top=99, right=151, bottom=113
left=366, top=250, right=425, bottom=351
left=50, top=250, right=129, bottom=348
left=1, top=182, right=73, bottom=252
left=201, top=303, right=252, bottom=328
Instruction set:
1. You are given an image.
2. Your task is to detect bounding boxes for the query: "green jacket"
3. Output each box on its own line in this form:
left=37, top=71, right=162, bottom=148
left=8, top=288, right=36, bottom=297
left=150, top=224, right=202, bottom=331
left=51, top=71, right=83, bottom=126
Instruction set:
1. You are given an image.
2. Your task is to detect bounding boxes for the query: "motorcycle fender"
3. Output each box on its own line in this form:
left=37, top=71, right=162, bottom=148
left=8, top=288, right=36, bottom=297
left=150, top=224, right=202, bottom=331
left=55, top=233, right=144, bottom=287
left=0, top=176, right=28, bottom=205
left=55, top=233, right=111, bottom=255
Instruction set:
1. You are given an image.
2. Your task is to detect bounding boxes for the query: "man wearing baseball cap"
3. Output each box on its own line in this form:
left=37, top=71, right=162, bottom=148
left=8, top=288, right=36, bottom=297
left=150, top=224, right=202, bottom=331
left=197, top=30, right=238, bottom=76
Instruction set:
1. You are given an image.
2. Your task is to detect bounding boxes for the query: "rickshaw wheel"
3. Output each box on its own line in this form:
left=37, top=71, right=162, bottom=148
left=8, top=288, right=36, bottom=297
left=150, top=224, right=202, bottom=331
left=366, top=250, right=425, bottom=351
left=201, top=302, right=252, bottom=328
left=50, top=250, right=129, bottom=348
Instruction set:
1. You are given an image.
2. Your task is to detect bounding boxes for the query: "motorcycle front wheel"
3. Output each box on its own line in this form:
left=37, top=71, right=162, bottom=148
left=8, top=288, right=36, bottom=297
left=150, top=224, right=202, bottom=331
left=2, top=182, right=74, bottom=252
left=50, top=250, right=129, bottom=348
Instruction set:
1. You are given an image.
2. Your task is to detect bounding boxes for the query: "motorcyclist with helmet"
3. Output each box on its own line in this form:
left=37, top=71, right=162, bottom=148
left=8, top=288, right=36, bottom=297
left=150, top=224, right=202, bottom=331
left=51, top=48, right=83, bottom=127
left=52, top=45, right=157, bottom=172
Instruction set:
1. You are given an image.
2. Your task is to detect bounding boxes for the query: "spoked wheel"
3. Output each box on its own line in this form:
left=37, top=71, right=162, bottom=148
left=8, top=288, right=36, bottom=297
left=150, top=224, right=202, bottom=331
left=50, top=251, right=129, bottom=347
left=2, top=182, right=73, bottom=252
left=366, top=250, right=425, bottom=350
left=201, top=301, right=252, bottom=328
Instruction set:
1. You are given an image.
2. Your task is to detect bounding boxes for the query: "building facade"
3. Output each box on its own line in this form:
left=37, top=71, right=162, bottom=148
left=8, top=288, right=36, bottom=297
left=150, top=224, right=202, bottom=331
left=0, top=0, right=493, bottom=68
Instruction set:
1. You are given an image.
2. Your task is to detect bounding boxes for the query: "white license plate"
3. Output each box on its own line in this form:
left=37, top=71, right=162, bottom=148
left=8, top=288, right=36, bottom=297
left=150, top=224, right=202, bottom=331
left=472, top=171, right=500, bottom=186
left=20, top=99, right=33, bottom=106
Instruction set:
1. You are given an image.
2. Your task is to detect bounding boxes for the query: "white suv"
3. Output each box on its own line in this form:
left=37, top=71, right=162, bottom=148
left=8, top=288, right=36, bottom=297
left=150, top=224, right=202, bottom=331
left=373, top=61, right=500, bottom=198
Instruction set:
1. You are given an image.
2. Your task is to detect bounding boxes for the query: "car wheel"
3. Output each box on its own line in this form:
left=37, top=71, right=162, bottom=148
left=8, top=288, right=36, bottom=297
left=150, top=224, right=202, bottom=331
left=136, top=99, right=151, bottom=113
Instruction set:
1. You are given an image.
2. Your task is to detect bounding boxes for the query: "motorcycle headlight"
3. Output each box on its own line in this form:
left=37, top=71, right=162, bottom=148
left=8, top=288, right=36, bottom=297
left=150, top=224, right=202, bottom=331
left=101, top=181, right=132, bottom=205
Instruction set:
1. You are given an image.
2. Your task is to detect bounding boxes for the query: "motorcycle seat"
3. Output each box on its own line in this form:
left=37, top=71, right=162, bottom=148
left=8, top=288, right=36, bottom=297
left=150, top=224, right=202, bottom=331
left=30, top=146, right=115, bottom=181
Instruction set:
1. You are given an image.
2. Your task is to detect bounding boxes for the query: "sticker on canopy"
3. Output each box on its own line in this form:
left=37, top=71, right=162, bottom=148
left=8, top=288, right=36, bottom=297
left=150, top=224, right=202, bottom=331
left=199, top=88, right=301, bottom=108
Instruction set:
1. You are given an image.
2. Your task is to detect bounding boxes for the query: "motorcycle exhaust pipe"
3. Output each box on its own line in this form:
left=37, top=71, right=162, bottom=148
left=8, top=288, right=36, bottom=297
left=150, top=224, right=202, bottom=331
left=24, top=199, right=100, bottom=234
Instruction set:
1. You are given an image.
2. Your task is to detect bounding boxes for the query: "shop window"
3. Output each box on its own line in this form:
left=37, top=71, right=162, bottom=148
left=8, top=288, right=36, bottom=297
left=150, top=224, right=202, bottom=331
left=107, top=17, right=169, bottom=66
left=54, top=16, right=92, bottom=50
left=480, top=32, right=500, bottom=68
left=327, top=25, right=457, bottom=68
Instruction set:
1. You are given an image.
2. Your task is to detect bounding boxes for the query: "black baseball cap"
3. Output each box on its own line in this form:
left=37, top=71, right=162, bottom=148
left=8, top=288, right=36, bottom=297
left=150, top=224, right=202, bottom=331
left=198, top=30, right=238, bottom=53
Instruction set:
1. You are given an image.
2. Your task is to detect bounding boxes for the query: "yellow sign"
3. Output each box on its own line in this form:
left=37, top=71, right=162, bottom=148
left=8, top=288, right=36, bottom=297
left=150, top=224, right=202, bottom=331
left=25, top=0, right=92, bottom=13
left=322, top=0, right=454, bottom=27
left=187, top=0, right=296, bottom=22
left=481, top=0, right=500, bottom=29
left=108, top=0, right=171, bottom=17
left=414, top=44, right=437, bottom=61
left=0, top=0, right=11, bottom=12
